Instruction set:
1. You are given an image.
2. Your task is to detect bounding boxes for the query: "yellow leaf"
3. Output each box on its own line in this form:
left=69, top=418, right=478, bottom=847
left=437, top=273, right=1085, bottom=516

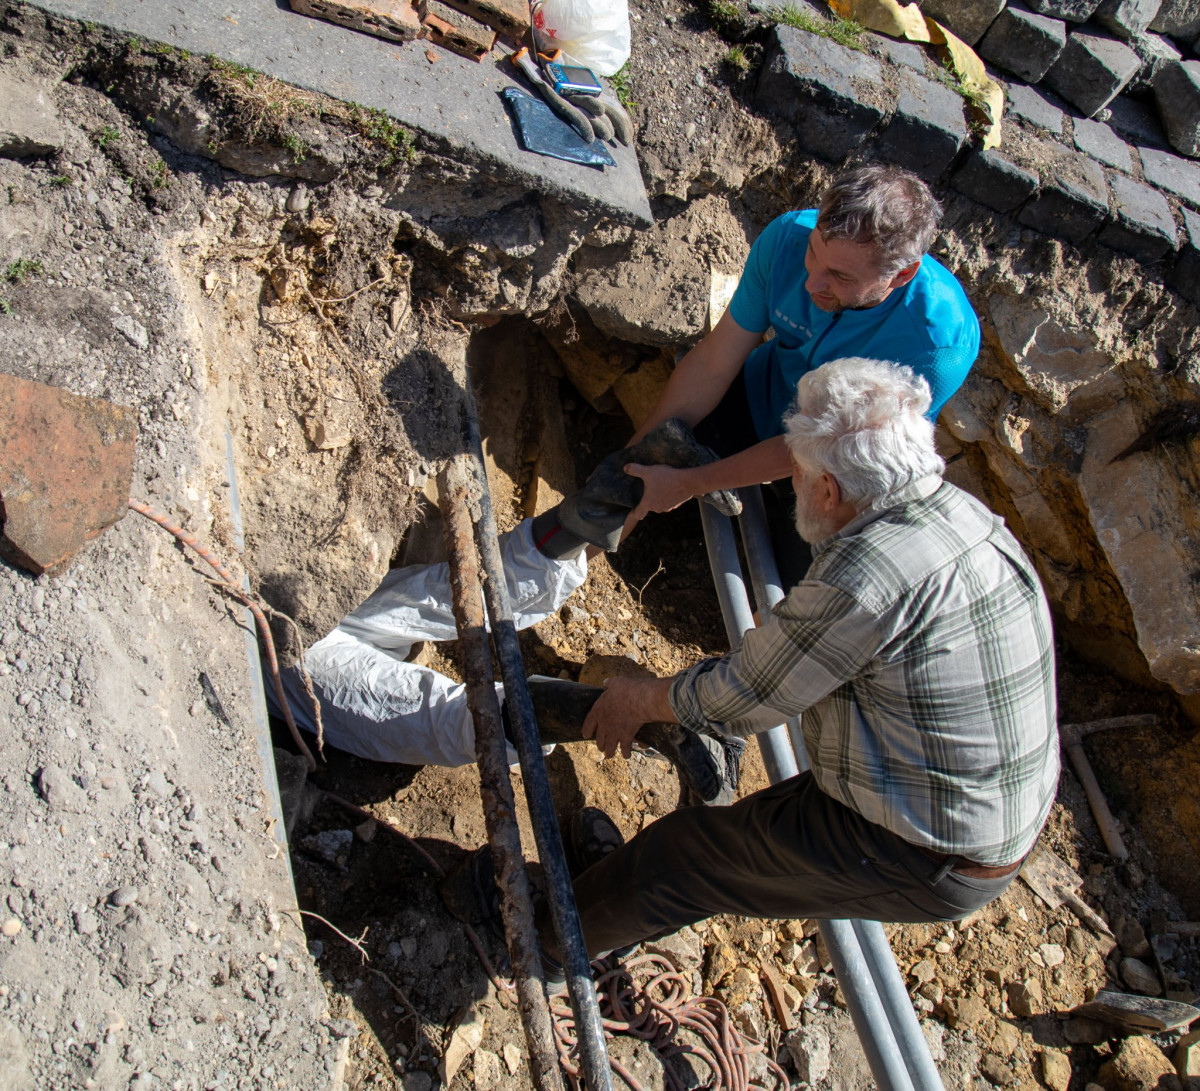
left=828, top=0, right=932, bottom=40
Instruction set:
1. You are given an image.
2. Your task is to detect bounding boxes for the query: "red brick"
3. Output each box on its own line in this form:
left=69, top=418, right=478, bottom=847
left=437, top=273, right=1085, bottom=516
left=0, top=374, right=137, bottom=576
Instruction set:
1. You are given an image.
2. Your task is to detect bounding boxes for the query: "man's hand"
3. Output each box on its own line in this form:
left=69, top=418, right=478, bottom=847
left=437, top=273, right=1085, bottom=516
left=622, top=463, right=701, bottom=536
left=582, top=675, right=677, bottom=759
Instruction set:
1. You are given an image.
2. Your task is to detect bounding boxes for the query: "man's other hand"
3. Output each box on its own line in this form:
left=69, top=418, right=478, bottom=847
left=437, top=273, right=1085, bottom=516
left=624, top=463, right=698, bottom=531
left=582, top=675, right=677, bottom=759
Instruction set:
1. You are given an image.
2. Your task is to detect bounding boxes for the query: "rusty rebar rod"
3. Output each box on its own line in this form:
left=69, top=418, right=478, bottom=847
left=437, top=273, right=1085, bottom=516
left=437, top=457, right=566, bottom=1091
left=454, top=394, right=613, bottom=1091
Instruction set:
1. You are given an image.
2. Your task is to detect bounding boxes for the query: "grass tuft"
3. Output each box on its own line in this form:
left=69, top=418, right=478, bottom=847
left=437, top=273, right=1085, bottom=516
left=724, top=44, right=752, bottom=72
left=774, top=4, right=864, bottom=49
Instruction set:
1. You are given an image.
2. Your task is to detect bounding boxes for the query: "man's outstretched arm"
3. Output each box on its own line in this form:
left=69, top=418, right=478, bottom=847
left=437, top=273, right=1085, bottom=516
left=582, top=675, right=677, bottom=759
left=629, top=310, right=764, bottom=443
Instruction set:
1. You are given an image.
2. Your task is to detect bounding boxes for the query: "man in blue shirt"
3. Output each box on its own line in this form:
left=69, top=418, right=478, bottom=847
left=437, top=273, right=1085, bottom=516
left=614, top=164, right=980, bottom=580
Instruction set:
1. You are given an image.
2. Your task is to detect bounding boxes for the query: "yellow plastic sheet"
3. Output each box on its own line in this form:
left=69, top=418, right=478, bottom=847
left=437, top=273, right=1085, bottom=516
left=827, top=0, right=1003, bottom=149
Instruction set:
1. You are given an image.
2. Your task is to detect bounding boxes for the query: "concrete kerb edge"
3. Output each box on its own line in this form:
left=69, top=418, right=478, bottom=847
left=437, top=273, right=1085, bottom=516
left=24, top=0, right=653, bottom=229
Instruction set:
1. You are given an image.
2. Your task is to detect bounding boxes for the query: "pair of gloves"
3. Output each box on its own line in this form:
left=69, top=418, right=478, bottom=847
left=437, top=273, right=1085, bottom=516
left=510, top=47, right=633, bottom=147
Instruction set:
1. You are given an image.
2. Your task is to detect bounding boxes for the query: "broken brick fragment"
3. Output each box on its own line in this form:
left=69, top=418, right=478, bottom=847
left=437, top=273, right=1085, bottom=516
left=0, top=374, right=137, bottom=576
left=434, top=0, right=528, bottom=34
left=421, top=0, right=496, bottom=60
left=289, top=0, right=422, bottom=43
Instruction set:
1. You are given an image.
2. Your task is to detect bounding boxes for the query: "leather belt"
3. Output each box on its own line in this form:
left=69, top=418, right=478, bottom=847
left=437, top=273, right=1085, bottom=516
left=917, top=846, right=1023, bottom=879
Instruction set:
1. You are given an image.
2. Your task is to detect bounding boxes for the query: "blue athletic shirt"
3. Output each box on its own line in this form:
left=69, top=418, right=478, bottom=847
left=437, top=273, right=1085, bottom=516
left=728, top=210, right=980, bottom=439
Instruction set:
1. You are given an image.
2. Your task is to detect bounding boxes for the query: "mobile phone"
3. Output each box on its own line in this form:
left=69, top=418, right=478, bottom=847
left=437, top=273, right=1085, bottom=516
left=543, top=62, right=602, bottom=97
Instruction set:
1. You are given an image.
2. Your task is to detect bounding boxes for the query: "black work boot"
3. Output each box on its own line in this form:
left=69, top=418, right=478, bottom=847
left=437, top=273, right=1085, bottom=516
left=525, top=676, right=744, bottom=806
left=530, top=418, right=743, bottom=555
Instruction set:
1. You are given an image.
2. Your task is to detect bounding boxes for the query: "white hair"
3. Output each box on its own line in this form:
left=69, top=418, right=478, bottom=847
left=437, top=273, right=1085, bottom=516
left=783, top=358, right=944, bottom=509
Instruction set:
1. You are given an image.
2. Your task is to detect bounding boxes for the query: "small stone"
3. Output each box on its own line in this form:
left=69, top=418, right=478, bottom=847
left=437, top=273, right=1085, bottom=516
left=1042, top=1048, right=1072, bottom=1091
left=474, top=1048, right=502, bottom=1091
left=73, top=909, right=99, bottom=935
left=113, top=314, right=150, bottom=351
left=945, top=995, right=989, bottom=1028
left=1008, top=977, right=1044, bottom=1016
left=980, top=1052, right=1016, bottom=1085
left=1121, top=956, right=1163, bottom=995
left=0, top=919, right=21, bottom=938
left=910, top=959, right=937, bottom=985
left=299, top=829, right=354, bottom=866
left=1040, top=942, right=1066, bottom=967
left=36, top=765, right=88, bottom=814
left=1116, top=916, right=1153, bottom=959
left=784, top=1023, right=831, bottom=1085
left=108, top=886, right=139, bottom=908
left=502, top=1042, right=521, bottom=1075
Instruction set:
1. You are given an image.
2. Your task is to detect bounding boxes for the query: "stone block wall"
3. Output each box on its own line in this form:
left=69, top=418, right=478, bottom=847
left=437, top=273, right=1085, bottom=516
left=755, top=23, right=1200, bottom=300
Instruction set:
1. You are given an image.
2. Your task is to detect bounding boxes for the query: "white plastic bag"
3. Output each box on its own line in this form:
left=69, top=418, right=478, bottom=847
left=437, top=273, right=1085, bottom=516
left=531, top=0, right=631, bottom=77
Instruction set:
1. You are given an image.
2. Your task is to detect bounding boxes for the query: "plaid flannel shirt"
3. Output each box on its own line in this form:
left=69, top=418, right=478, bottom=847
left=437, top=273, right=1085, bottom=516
left=669, top=477, right=1059, bottom=865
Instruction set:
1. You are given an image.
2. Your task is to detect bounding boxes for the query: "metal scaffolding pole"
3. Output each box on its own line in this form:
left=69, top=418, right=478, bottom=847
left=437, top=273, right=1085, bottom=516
left=699, top=490, right=944, bottom=1091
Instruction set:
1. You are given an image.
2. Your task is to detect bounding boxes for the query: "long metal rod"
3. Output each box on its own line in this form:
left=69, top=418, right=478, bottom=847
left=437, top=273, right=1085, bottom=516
left=437, top=458, right=566, bottom=1091
left=456, top=392, right=613, bottom=1091
left=700, top=491, right=944, bottom=1091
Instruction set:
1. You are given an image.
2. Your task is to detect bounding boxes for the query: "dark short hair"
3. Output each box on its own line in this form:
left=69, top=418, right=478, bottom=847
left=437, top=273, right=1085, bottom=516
left=817, top=165, right=942, bottom=276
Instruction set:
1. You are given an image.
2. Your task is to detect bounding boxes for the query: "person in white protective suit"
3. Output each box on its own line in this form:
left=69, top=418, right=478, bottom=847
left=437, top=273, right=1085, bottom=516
left=271, top=419, right=747, bottom=805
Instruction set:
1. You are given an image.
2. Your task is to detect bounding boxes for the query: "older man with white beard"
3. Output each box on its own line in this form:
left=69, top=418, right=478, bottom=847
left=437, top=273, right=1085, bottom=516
left=542, top=357, right=1060, bottom=964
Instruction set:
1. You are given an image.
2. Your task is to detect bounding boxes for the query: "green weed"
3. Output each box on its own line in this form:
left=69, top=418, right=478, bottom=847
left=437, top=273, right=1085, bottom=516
left=281, top=132, right=309, bottom=163
left=149, top=158, right=171, bottom=188
left=609, top=62, right=637, bottom=110
left=0, top=299, right=12, bottom=316
left=50, top=174, right=74, bottom=187
left=92, top=125, right=120, bottom=149
left=5, top=258, right=43, bottom=283
left=774, top=4, right=863, bottom=49
left=354, top=107, right=416, bottom=168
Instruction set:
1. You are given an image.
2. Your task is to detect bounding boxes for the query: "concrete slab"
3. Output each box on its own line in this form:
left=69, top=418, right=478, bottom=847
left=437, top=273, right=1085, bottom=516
left=27, top=0, right=652, bottom=227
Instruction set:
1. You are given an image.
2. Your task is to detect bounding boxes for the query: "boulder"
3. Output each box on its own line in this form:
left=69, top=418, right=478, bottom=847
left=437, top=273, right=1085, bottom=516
left=1027, top=0, right=1103, bottom=19
left=755, top=26, right=893, bottom=161
left=920, top=0, right=1007, bottom=44
left=1154, top=59, right=1200, bottom=157
left=1095, top=0, right=1165, bottom=37
left=1167, top=206, right=1200, bottom=302
left=1098, top=1035, right=1182, bottom=1091
left=1045, top=29, right=1142, bottom=116
left=1128, top=31, right=1183, bottom=93
left=1073, top=116, right=1134, bottom=170
left=1098, top=171, right=1178, bottom=261
left=1138, top=144, right=1200, bottom=202
left=981, top=4, right=1069, bottom=81
left=0, top=70, right=64, bottom=159
left=1007, top=81, right=1067, bottom=134
left=951, top=146, right=1040, bottom=210
left=1149, top=0, right=1200, bottom=37
left=1017, top=139, right=1110, bottom=242
left=873, top=68, right=968, bottom=179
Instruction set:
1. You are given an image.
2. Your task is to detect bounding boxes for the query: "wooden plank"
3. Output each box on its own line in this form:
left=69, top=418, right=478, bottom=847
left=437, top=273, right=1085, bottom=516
left=289, top=0, right=422, bottom=43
